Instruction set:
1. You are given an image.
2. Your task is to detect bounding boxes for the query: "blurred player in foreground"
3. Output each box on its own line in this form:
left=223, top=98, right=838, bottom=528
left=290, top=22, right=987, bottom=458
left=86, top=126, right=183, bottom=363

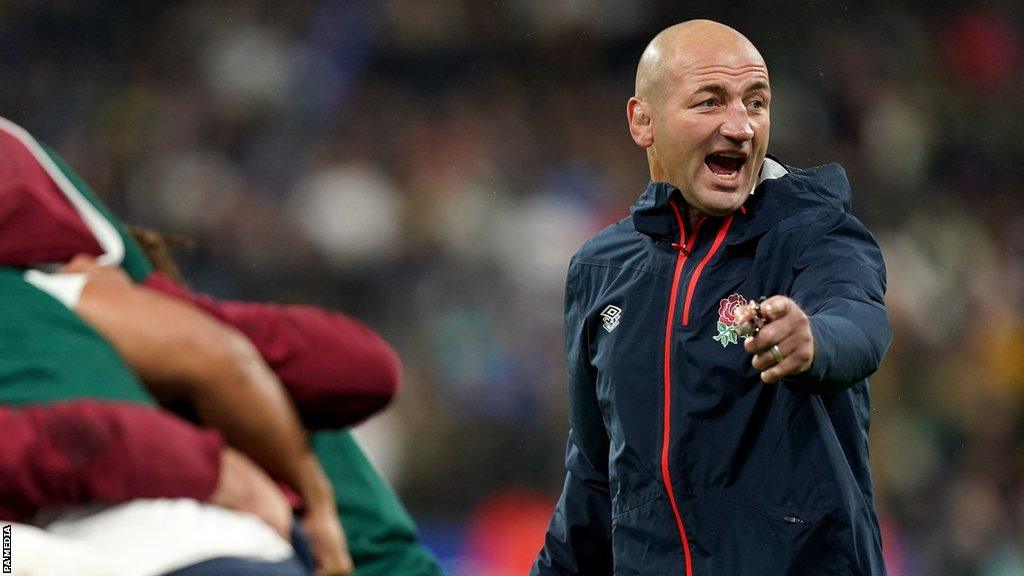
left=0, top=117, right=443, bottom=576
left=532, top=20, right=892, bottom=576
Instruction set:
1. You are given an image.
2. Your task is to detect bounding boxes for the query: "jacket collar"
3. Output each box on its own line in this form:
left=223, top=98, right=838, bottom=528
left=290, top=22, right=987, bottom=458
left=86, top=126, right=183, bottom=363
left=631, top=156, right=790, bottom=244
left=629, top=181, right=683, bottom=241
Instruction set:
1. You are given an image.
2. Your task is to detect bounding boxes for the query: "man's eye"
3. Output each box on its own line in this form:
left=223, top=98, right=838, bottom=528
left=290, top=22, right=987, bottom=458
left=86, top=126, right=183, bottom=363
left=700, top=99, right=717, bottom=108
left=748, top=99, right=765, bottom=109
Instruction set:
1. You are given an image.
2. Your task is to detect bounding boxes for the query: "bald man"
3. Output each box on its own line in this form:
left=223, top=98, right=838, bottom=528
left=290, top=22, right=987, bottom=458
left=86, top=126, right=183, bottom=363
left=532, top=20, right=891, bottom=576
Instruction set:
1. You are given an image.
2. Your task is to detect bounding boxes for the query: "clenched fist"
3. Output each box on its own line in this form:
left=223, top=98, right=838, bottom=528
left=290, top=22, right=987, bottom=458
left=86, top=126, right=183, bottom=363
left=736, top=296, right=814, bottom=384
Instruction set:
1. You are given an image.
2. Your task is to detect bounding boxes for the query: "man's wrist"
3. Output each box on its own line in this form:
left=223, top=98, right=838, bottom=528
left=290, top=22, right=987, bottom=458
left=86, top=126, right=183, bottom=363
left=295, top=454, right=335, bottom=510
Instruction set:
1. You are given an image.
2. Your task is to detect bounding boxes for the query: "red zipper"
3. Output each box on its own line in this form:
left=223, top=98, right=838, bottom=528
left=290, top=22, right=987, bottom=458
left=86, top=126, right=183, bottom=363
left=663, top=199, right=695, bottom=576
left=682, top=214, right=734, bottom=325
left=662, top=201, right=734, bottom=575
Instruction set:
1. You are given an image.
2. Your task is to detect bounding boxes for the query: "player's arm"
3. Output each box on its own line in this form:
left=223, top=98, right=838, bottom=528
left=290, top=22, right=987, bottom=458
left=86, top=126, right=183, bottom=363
left=143, top=272, right=399, bottom=429
left=64, top=257, right=352, bottom=576
left=532, top=263, right=614, bottom=576
left=0, top=400, right=292, bottom=536
left=742, top=211, right=892, bottom=391
left=0, top=401, right=206, bottom=518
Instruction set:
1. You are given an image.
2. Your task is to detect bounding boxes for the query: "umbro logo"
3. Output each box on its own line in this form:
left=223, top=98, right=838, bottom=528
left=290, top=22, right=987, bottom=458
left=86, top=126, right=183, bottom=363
left=600, top=305, right=622, bottom=333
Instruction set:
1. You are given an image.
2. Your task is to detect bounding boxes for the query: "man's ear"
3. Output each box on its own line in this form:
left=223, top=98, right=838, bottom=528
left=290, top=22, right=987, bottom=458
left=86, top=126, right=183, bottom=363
left=627, top=97, right=654, bottom=148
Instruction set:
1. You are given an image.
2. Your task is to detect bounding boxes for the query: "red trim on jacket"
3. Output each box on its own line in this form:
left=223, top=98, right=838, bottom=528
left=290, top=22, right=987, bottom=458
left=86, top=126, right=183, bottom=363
left=664, top=198, right=694, bottom=576
left=682, top=215, right=734, bottom=326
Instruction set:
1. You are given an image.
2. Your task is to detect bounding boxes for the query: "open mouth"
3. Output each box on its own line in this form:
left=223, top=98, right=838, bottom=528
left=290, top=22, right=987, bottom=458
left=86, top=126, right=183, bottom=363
left=705, top=153, right=747, bottom=182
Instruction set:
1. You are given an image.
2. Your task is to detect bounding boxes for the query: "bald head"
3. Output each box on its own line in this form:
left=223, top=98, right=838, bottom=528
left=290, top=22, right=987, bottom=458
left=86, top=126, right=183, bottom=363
left=635, top=20, right=766, bottom=103
left=626, top=19, right=771, bottom=217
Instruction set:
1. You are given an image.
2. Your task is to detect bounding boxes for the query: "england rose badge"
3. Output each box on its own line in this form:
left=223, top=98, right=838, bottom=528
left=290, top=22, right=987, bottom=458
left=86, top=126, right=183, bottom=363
left=712, top=293, right=747, bottom=347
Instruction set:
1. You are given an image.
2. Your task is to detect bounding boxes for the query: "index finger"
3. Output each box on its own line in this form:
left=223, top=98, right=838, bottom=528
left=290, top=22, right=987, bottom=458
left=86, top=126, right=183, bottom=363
left=759, top=296, right=790, bottom=321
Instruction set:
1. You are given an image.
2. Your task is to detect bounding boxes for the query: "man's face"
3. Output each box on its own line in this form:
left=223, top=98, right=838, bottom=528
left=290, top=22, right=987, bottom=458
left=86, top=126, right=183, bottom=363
left=646, top=43, right=771, bottom=216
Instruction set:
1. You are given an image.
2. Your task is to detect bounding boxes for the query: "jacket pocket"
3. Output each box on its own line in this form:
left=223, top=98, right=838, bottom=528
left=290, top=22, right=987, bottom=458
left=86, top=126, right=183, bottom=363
left=681, top=495, right=841, bottom=576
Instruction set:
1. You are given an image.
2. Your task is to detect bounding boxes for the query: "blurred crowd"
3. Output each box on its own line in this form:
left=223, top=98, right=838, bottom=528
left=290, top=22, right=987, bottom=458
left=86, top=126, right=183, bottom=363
left=2, top=1, right=1022, bottom=574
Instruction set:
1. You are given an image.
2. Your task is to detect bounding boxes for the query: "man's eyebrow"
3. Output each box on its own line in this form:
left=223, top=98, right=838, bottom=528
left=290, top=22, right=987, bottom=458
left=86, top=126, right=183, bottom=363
left=746, top=80, right=771, bottom=93
left=691, top=81, right=771, bottom=96
left=692, top=83, right=728, bottom=96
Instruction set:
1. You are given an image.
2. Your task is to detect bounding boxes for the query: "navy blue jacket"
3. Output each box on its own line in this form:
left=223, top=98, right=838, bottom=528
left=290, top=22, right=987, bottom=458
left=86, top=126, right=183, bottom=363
left=532, top=158, right=892, bottom=576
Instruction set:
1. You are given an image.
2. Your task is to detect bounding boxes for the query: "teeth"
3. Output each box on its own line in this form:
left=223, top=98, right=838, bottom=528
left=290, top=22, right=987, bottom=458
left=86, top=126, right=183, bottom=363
left=714, top=171, right=738, bottom=181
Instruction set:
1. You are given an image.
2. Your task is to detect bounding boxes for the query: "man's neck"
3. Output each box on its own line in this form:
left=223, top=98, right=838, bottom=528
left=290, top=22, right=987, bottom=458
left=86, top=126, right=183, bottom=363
left=687, top=207, right=707, bottom=232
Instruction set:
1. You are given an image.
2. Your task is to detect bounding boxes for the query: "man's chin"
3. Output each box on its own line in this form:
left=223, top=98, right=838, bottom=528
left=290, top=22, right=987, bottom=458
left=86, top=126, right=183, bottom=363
left=692, top=187, right=748, bottom=216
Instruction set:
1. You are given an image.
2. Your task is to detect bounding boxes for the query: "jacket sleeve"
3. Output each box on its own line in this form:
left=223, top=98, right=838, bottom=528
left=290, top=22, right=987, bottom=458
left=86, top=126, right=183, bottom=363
left=532, top=263, right=613, bottom=576
left=789, top=211, right=893, bottom=393
left=0, top=400, right=223, bottom=522
left=143, top=272, right=400, bottom=429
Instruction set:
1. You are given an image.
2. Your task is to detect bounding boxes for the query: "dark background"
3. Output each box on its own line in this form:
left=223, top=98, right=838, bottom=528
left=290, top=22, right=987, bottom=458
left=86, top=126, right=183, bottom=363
left=2, top=1, right=1022, bottom=574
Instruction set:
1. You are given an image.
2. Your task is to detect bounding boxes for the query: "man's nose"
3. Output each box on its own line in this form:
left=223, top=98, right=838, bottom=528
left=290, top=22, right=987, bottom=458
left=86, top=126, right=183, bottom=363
left=720, top=103, right=754, bottom=142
